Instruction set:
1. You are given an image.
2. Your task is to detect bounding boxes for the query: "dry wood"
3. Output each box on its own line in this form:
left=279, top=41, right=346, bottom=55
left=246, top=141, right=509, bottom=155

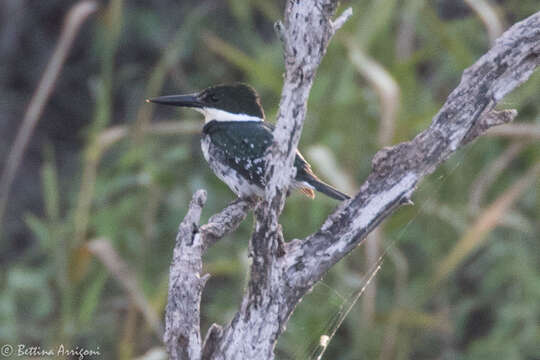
left=164, top=5, right=540, bottom=359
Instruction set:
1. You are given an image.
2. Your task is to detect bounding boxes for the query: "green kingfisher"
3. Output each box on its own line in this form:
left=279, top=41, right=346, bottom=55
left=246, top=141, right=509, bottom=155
left=147, top=83, right=350, bottom=201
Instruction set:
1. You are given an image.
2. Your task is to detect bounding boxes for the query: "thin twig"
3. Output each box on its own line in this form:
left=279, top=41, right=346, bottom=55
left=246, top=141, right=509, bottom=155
left=486, top=123, right=540, bottom=139
left=200, top=198, right=255, bottom=249
left=332, top=7, right=353, bottom=32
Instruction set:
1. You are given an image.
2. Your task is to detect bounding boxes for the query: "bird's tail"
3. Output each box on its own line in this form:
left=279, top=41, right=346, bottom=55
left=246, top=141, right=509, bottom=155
left=302, top=178, right=350, bottom=201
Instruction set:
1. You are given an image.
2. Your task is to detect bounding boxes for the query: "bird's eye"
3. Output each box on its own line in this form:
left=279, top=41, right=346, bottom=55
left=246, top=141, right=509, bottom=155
left=207, top=94, right=219, bottom=102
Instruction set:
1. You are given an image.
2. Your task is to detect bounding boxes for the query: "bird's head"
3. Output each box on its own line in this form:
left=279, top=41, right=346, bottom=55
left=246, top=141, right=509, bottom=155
left=147, top=83, right=264, bottom=122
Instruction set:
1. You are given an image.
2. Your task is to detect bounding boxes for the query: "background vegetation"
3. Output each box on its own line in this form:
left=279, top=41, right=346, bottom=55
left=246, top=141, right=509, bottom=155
left=1, top=0, right=539, bottom=359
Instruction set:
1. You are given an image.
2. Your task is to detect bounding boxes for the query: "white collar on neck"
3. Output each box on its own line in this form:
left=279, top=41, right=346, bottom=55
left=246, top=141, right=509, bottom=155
left=195, top=108, right=263, bottom=122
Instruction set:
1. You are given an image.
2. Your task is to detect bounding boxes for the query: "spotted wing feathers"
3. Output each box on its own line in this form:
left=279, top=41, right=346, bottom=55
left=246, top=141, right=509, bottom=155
left=202, top=120, right=350, bottom=201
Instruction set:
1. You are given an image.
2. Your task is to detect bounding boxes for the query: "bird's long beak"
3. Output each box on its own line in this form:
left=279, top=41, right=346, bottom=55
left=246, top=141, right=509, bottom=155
left=146, top=93, right=202, bottom=108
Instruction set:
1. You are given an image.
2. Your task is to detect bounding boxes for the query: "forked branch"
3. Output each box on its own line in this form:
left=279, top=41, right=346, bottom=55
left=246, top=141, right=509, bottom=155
left=164, top=6, right=540, bottom=360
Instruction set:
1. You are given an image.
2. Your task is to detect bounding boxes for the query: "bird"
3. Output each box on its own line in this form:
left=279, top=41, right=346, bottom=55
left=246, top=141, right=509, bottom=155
left=147, top=83, right=350, bottom=201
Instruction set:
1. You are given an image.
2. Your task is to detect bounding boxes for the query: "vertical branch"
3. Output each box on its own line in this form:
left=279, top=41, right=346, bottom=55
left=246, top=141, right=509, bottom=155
left=206, top=2, right=352, bottom=359
left=252, top=0, right=352, bottom=292
left=257, top=0, right=351, bottom=304
left=165, top=190, right=208, bottom=360
left=163, top=194, right=253, bottom=359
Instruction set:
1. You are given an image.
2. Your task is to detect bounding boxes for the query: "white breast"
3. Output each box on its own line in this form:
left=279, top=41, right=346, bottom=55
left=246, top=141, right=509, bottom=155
left=201, top=136, right=211, bottom=162
left=200, top=136, right=263, bottom=199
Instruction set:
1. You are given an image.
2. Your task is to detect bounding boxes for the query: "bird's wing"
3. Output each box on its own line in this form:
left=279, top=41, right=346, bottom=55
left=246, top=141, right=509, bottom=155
left=203, top=120, right=273, bottom=186
left=202, top=120, right=346, bottom=199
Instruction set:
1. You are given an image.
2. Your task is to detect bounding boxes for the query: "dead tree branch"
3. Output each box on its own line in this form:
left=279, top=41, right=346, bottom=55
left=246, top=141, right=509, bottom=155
left=284, top=12, right=539, bottom=294
left=164, top=191, right=253, bottom=359
left=164, top=6, right=540, bottom=359
left=212, top=2, right=353, bottom=358
left=487, top=123, right=540, bottom=139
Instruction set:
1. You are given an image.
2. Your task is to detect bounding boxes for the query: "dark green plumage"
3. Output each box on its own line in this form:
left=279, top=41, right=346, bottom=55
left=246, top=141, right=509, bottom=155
left=199, top=84, right=265, bottom=118
left=202, top=120, right=349, bottom=200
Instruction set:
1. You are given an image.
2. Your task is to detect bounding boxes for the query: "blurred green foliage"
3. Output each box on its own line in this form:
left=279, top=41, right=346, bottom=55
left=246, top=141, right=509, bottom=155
left=1, top=0, right=539, bottom=359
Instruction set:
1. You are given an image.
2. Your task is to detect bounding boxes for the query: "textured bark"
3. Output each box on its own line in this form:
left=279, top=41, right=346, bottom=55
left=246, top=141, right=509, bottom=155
left=211, top=3, right=353, bottom=358
left=164, top=191, right=254, bottom=359
left=164, top=5, right=540, bottom=360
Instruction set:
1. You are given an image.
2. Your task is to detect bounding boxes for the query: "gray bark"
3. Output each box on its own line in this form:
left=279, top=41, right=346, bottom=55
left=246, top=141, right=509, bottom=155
left=164, top=192, right=253, bottom=359
left=164, top=3, right=540, bottom=359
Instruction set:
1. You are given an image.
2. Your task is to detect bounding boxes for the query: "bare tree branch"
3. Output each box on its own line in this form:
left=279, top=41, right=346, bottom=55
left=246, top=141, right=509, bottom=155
left=163, top=7, right=540, bottom=360
left=164, top=190, right=207, bottom=360
left=201, top=198, right=255, bottom=250
left=209, top=2, right=353, bottom=358
left=163, top=191, right=253, bottom=359
left=487, top=123, right=540, bottom=139
left=284, top=12, right=539, bottom=292
left=461, top=109, right=517, bottom=144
